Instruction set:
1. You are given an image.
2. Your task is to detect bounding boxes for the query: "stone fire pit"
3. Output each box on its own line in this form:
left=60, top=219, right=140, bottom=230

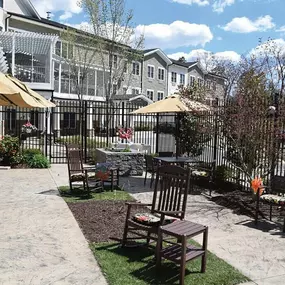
left=95, top=148, right=144, bottom=176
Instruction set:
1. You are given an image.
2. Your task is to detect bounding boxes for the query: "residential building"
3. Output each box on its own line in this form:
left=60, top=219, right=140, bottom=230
left=142, top=48, right=171, bottom=102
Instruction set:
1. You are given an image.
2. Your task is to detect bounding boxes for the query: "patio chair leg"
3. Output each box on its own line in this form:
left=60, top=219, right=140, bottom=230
left=69, top=180, right=73, bottom=192
left=269, top=205, right=272, bottom=221
left=144, top=171, right=147, bottom=186
left=150, top=173, right=154, bottom=188
left=283, top=217, right=285, bottom=233
left=255, top=195, right=260, bottom=225
left=146, top=232, right=151, bottom=245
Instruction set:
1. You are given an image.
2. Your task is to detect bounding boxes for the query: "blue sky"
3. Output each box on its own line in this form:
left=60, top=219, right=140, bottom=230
left=31, top=0, right=285, bottom=61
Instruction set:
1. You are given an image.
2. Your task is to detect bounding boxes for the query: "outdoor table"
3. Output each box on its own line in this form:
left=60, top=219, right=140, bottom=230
left=156, top=220, right=208, bottom=285
left=153, top=156, right=202, bottom=167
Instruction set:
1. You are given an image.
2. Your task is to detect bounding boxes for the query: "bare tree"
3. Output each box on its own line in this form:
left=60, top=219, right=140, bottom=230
left=79, top=0, right=144, bottom=102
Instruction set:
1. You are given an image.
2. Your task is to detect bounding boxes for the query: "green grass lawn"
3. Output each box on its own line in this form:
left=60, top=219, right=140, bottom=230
left=58, top=185, right=134, bottom=203
left=91, top=242, right=249, bottom=285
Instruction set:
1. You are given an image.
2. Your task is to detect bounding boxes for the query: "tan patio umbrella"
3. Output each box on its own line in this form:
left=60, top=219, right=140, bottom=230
left=131, top=94, right=210, bottom=114
left=0, top=73, right=56, bottom=108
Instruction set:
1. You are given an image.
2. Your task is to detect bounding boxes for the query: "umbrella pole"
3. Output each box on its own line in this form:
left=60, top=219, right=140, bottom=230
left=175, top=113, right=180, bottom=158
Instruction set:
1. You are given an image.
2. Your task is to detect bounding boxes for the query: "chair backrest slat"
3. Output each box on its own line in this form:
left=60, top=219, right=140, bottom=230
left=152, top=165, right=190, bottom=219
left=65, top=144, right=84, bottom=176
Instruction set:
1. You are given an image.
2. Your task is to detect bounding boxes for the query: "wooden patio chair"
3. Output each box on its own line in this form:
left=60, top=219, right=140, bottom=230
left=65, top=144, right=103, bottom=193
left=144, top=154, right=159, bottom=188
left=255, top=175, right=285, bottom=232
left=122, top=164, right=191, bottom=248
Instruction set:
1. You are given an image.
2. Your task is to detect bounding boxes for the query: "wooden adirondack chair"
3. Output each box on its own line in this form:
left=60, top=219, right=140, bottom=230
left=65, top=144, right=102, bottom=193
left=122, top=164, right=191, bottom=247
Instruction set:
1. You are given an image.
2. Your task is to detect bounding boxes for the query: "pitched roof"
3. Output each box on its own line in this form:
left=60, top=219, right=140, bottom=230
left=170, top=58, right=197, bottom=68
left=143, top=48, right=158, bottom=54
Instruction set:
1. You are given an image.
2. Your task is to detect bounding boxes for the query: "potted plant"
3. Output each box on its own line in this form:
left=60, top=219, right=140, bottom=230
left=21, top=121, right=37, bottom=134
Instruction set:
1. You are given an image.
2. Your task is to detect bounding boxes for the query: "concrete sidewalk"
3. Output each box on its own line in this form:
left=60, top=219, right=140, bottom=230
left=0, top=165, right=107, bottom=285
left=121, top=175, right=285, bottom=285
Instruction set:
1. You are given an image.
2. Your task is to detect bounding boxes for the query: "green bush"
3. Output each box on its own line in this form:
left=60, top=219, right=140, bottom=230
left=0, top=135, right=20, bottom=165
left=214, top=165, right=232, bottom=182
left=26, top=154, right=50, bottom=168
left=22, top=148, right=43, bottom=165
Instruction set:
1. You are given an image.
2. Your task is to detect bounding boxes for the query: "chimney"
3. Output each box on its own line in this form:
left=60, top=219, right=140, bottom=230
left=46, top=12, right=51, bottom=20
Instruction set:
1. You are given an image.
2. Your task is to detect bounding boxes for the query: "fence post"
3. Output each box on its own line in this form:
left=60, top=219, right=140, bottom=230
left=212, top=98, right=219, bottom=176
left=84, top=100, right=88, bottom=162
left=155, top=113, right=159, bottom=154
left=270, top=92, right=280, bottom=185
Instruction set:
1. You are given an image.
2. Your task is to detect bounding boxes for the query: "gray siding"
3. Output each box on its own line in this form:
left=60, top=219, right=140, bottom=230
left=142, top=53, right=168, bottom=101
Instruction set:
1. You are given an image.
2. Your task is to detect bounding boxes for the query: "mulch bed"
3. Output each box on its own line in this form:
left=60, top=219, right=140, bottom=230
left=67, top=190, right=284, bottom=243
left=68, top=201, right=150, bottom=243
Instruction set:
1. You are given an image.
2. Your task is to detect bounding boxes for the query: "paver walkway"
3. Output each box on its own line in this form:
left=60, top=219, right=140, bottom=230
left=0, top=165, right=107, bottom=285
left=2, top=164, right=285, bottom=285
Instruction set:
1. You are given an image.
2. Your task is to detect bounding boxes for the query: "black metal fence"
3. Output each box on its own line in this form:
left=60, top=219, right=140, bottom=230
left=2, top=95, right=285, bottom=190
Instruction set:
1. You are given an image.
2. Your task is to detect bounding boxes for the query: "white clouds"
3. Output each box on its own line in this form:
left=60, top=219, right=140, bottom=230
left=276, top=26, right=285, bottom=32
left=59, top=11, right=73, bottom=21
left=172, top=0, right=235, bottom=12
left=168, top=49, right=241, bottom=63
left=31, top=0, right=82, bottom=19
left=222, top=15, right=275, bottom=33
left=172, top=0, right=209, bottom=6
left=212, top=0, right=235, bottom=13
left=135, top=21, right=213, bottom=49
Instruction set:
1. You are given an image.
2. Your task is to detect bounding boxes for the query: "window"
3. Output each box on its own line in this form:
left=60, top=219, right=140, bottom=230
left=157, top=91, right=164, bottom=101
left=197, top=78, right=203, bottom=87
left=55, top=41, right=61, bottom=56
left=123, top=87, right=127, bottom=94
left=5, top=109, right=16, bottom=130
left=132, top=62, right=140, bottom=75
left=189, top=76, right=195, bottom=86
left=147, top=90, right=154, bottom=101
left=63, top=112, right=76, bottom=129
left=158, top=68, right=165, bottom=80
left=180, top=74, right=185, bottom=85
left=212, top=82, right=217, bottom=91
left=0, top=0, right=3, bottom=8
left=62, top=42, right=68, bottom=58
left=147, top=65, right=154, bottom=79
left=171, top=72, right=177, bottom=83
left=110, top=54, right=118, bottom=68
left=206, top=80, right=211, bottom=89
left=132, top=88, right=140, bottom=95
left=123, top=61, right=128, bottom=73
left=112, top=84, right=117, bottom=95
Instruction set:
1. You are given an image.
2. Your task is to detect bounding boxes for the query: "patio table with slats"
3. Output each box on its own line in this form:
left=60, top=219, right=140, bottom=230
left=156, top=220, right=208, bottom=285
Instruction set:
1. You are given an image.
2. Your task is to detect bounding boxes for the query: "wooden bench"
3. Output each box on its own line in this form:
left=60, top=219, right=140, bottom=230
left=255, top=175, right=285, bottom=232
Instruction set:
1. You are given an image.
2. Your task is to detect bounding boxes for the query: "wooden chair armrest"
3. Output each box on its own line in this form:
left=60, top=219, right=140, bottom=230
left=125, top=202, right=152, bottom=207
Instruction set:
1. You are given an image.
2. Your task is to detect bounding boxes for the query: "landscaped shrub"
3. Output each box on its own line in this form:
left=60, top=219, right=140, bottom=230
left=0, top=135, right=20, bottom=165
left=22, top=148, right=43, bottom=165
left=26, top=153, right=50, bottom=168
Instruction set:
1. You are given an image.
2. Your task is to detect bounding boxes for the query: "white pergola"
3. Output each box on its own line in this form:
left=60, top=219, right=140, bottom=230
left=0, top=31, right=58, bottom=83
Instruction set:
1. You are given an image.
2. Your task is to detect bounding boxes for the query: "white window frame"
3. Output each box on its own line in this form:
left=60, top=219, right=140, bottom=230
left=171, top=72, right=177, bottom=83
left=132, top=61, right=140, bottom=76
left=189, top=75, right=195, bottom=87
left=157, top=91, right=164, bottom=101
left=132, top=88, right=140, bottom=95
left=158, top=67, right=165, bottom=81
left=197, top=78, right=203, bottom=87
left=146, top=89, right=154, bottom=101
left=180, top=73, right=185, bottom=85
left=147, top=65, right=155, bottom=79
